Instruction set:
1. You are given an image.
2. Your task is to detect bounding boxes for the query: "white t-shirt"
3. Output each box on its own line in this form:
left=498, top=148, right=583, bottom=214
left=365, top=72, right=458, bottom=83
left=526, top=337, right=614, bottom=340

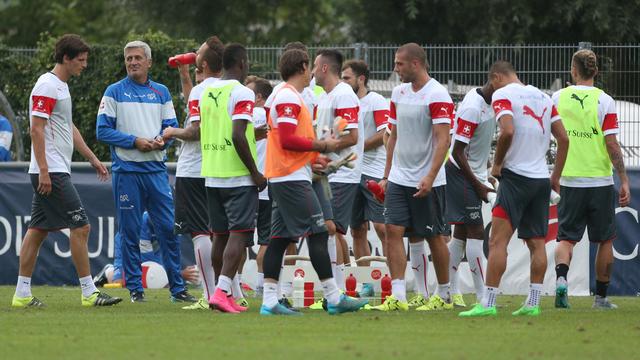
left=268, top=86, right=313, bottom=184
left=552, top=85, right=619, bottom=187
left=201, top=79, right=256, bottom=188
left=176, top=77, right=219, bottom=178
left=449, top=88, right=496, bottom=182
left=492, top=83, right=560, bottom=179
left=388, top=79, right=454, bottom=188
left=29, top=72, right=74, bottom=174
left=315, top=82, right=362, bottom=184
left=265, top=82, right=317, bottom=117
left=254, top=106, right=270, bottom=200
left=360, top=91, right=389, bottom=179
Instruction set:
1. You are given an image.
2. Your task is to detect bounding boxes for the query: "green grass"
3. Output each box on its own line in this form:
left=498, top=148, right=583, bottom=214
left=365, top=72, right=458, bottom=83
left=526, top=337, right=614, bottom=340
left=1, top=286, right=639, bottom=360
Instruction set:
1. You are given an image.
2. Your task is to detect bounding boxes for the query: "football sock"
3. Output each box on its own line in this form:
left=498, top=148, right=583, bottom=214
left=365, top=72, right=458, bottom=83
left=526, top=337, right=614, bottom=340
left=281, top=281, right=293, bottom=298
left=436, top=282, right=451, bottom=302
left=482, top=286, right=498, bottom=308
left=328, top=235, right=338, bottom=281
left=335, top=264, right=345, bottom=291
left=555, top=263, right=569, bottom=286
left=391, top=279, right=407, bottom=302
left=595, top=280, right=609, bottom=298
left=217, top=275, right=232, bottom=294
left=321, top=279, right=341, bottom=305
left=256, top=272, right=264, bottom=292
left=232, top=273, right=243, bottom=299
left=409, top=242, right=430, bottom=298
left=448, top=237, right=465, bottom=295
left=193, top=234, right=215, bottom=299
left=466, top=238, right=486, bottom=301
left=525, top=283, right=543, bottom=307
left=16, top=276, right=32, bottom=298
left=262, top=282, right=278, bottom=308
left=79, top=275, right=98, bottom=298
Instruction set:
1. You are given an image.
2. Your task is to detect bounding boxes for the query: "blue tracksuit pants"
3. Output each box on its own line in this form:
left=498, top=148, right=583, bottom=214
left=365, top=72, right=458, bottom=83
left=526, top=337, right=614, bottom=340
left=112, top=171, right=184, bottom=295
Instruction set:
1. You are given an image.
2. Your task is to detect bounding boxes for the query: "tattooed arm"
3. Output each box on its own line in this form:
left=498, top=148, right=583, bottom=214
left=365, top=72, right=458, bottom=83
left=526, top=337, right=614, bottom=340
left=606, top=135, right=630, bottom=207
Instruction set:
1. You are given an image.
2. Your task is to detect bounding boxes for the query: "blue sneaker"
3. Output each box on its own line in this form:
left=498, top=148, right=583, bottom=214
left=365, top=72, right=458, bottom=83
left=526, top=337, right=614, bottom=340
left=360, top=283, right=375, bottom=297
left=260, top=303, right=303, bottom=316
left=326, top=294, right=368, bottom=315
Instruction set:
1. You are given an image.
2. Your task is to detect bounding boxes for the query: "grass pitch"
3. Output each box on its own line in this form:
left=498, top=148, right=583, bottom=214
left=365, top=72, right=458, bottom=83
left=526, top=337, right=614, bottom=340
left=1, top=286, right=639, bottom=360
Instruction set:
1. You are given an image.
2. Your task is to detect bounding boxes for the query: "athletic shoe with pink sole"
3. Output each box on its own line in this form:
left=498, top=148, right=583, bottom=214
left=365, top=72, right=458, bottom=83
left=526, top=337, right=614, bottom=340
left=209, top=288, right=240, bottom=314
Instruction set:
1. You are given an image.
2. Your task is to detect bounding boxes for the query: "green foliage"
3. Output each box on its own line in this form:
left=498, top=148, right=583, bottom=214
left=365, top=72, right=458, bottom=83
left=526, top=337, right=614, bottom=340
left=0, top=30, right=197, bottom=161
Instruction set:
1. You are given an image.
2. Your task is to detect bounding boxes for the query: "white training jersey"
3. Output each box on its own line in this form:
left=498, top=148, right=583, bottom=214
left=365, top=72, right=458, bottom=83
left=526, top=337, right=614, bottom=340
left=28, top=72, right=74, bottom=174
left=449, top=88, right=496, bottom=182
left=388, top=79, right=454, bottom=188
left=254, top=106, right=270, bottom=199
left=360, top=91, right=389, bottom=179
left=176, top=77, right=219, bottom=178
left=265, top=82, right=316, bottom=117
left=268, top=86, right=313, bottom=184
left=314, top=82, right=362, bottom=184
left=201, top=79, right=256, bottom=188
left=492, top=83, right=560, bottom=179
left=552, top=85, right=619, bottom=187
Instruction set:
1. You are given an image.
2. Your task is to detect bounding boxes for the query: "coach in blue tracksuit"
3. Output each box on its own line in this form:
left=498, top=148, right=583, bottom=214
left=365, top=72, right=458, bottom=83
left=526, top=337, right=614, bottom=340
left=96, top=40, right=195, bottom=303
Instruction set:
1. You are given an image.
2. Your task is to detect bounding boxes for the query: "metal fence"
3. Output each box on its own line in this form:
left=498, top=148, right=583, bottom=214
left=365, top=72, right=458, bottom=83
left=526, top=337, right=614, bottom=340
left=3, top=43, right=640, bottom=165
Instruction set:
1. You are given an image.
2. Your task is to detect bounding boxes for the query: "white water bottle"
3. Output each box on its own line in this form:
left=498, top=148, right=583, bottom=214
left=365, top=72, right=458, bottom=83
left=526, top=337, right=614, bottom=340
left=550, top=189, right=561, bottom=205
left=292, top=274, right=305, bottom=308
left=485, top=179, right=499, bottom=207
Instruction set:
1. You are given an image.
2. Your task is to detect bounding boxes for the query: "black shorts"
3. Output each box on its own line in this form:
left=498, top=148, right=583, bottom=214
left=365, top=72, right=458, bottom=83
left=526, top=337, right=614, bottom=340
left=445, top=161, right=483, bottom=226
left=330, top=182, right=359, bottom=235
left=493, top=169, right=550, bottom=239
left=206, top=186, right=258, bottom=235
left=312, top=179, right=333, bottom=221
left=351, top=175, right=385, bottom=228
left=256, top=199, right=272, bottom=245
left=270, top=181, right=327, bottom=239
left=29, top=173, right=89, bottom=230
left=557, top=185, right=616, bottom=243
left=384, top=181, right=449, bottom=238
left=174, top=177, right=210, bottom=236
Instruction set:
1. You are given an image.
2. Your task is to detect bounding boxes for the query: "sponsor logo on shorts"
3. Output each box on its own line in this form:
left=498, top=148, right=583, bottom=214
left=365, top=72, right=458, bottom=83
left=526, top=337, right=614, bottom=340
left=119, top=194, right=129, bottom=202
left=426, top=225, right=433, bottom=231
left=67, top=208, right=86, bottom=223
left=469, top=212, right=481, bottom=220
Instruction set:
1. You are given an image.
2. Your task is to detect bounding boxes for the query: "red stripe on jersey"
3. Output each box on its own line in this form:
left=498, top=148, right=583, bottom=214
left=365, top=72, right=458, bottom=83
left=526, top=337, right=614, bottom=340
left=492, top=99, right=512, bottom=114
left=31, top=95, right=57, bottom=116
left=335, top=106, right=359, bottom=124
left=551, top=105, right=559, bottom=119
left=429, top=102, right=454, bottom=120
left=233, top=100, right=254, bottom=116
left=188, top=99, right=200, bottom=118
left=455, top=118, right=479, bottom=139
left=389, top=101, right=397, bottom=120
left=313, top=105, right=318, bottom=121
left=373, top=109, right=389, bottom=128
left=602, top=113, right=619, bottom=131
left=275, top=103, right=301, bottom=119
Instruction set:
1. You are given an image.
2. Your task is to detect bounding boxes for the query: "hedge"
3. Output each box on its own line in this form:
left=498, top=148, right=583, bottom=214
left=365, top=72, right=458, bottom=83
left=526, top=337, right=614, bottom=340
left=0, top=30, right=198, bottom=162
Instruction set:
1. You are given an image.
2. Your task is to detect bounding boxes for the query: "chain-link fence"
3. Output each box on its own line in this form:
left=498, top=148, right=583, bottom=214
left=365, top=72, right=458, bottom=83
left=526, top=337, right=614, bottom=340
left=3, top=43, right=639, bottom=165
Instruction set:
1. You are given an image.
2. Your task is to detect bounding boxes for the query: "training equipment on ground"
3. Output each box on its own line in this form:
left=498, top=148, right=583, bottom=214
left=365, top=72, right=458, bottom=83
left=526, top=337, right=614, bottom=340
left=141, top=261, right=168, bottom=289
left=281, top=255, right=389, bottom=308
left=168, top=52, right=197, bottom=68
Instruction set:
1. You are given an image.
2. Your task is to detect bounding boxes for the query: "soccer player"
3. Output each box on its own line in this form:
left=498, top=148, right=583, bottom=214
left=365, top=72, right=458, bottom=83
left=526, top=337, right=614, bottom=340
left=312, top=49, right=361, bottom=291
left=260, top=48, right=367, bottom=315
left=245, top=76, right=274, bottom=298
left=97, top=40, right=195, bottom=303
left=200, top=43, right=265, bottom=313
left=163, top=36, right=225, bottom=310
left=12, top=34, right=121, bottom=307
left=460, top=61, right=569, bottom=317
left=341, top=59, right=389, bottom=297
left=553, top=49, right=630, bottom=309
left=373, top=43, right=454, bottom=312
left=446, top=83, right=496, bottom=307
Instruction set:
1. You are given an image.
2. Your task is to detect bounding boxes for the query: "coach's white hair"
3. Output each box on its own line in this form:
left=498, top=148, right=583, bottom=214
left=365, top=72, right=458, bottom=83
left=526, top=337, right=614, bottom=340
left=124, top=40, right=152, bottom=59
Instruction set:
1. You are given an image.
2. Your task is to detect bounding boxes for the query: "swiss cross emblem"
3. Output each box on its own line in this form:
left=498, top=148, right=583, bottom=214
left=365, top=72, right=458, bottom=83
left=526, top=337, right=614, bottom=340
left=245, top=103, right=252, bottom=112
left=463, top=125, right=471, bottom=134
left=284, top=106, right=292, bottom=116
left=36, top=100, right=44, bottom=109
